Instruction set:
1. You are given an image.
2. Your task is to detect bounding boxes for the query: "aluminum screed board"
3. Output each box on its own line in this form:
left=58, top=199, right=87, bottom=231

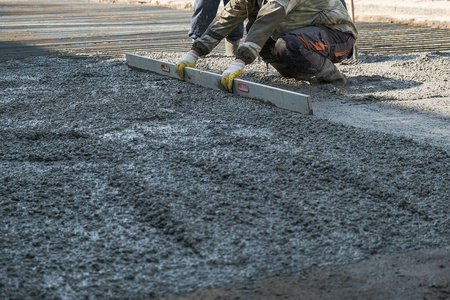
left=126, top=53, right=313, bottom=115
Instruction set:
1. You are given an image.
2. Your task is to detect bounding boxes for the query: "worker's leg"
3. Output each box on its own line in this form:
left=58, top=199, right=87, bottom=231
left=226, top=23, right=244, bottom=42
left=261, top=25, right=355, bottom=83
left=189, top=0, right=221, bottom=39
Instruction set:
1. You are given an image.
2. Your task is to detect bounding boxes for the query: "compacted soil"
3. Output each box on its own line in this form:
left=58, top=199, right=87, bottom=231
left=1, top=49, right=449, bottom=299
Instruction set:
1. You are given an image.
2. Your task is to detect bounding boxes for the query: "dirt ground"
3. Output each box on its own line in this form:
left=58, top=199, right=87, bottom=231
left=91, top=0, right=450, bottom=30
left=162, top=247, right=450, bottom=300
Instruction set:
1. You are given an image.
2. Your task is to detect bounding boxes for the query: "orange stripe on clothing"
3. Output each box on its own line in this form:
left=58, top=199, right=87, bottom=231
left=335, top=48, right=351, bottom=57
left=310, top=42, right=328, bottom=51
left=297, top=33, right=309, bottom=49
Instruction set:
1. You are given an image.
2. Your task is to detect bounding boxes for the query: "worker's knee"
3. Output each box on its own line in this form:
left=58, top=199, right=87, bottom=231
left=271, top=34, right=320, bottom=77
left=274, top=34, right=309, bottom=64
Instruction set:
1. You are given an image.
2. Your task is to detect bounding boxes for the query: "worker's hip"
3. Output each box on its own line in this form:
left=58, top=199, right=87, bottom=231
left=260, top=25, right=355, bottom=77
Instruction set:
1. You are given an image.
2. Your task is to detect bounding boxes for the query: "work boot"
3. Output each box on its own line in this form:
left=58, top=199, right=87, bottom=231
left=315, top=59, right=348, bottom=85
left=225, top=39, right=240, bottom=56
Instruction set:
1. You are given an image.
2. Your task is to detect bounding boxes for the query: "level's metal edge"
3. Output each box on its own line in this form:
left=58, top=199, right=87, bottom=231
left=125, top=53, right=313, bottom=115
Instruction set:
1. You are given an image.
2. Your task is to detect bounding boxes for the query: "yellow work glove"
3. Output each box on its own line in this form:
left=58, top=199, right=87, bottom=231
left=175, top=50, right=199, bottom=79
left=221, top=59, right=245, bottom=93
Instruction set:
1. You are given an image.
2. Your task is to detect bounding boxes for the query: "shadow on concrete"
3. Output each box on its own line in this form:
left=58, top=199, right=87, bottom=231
left=0, top=42, right=97, bottom=62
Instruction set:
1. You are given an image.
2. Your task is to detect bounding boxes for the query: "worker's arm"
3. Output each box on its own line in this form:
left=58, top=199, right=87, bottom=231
left=191, top=0, right=248, bottom=57
left=236, top=0, right=287, bottom=65
left=174, top=0, right=246, bottom=80
left=220, top=0, right=288, bottom=92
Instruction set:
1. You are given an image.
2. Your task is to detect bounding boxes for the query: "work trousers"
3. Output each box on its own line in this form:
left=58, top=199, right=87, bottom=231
left=260, top=25, right=355, bottom=79
left=189, top=0, right=244, bottom=41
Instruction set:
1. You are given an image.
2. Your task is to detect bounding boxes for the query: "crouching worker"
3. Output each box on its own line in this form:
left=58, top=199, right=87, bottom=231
left=175, top=0, right=357, bottom=92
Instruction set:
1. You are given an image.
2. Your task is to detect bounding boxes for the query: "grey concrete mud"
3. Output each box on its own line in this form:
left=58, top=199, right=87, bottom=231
left=1, top=51, right=449, bottom=299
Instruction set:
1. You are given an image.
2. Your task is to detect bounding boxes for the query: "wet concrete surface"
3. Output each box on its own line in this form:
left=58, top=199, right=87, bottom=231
left=1, top=0, right=449, bottom=299
left=1, top=51, right=449, bottom=299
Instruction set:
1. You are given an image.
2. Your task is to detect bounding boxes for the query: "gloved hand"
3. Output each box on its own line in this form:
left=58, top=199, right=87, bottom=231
left=221, top=59, right=245, bottom=93
left=175, top=50, right=199, bottom=79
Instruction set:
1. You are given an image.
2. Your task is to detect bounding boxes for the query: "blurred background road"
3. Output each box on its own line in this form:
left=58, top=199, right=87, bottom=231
left=1, top=0, right=450, bottom=60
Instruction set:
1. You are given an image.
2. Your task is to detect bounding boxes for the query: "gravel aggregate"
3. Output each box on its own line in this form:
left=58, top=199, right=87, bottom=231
left=1, top=50, right=449, bottom=299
